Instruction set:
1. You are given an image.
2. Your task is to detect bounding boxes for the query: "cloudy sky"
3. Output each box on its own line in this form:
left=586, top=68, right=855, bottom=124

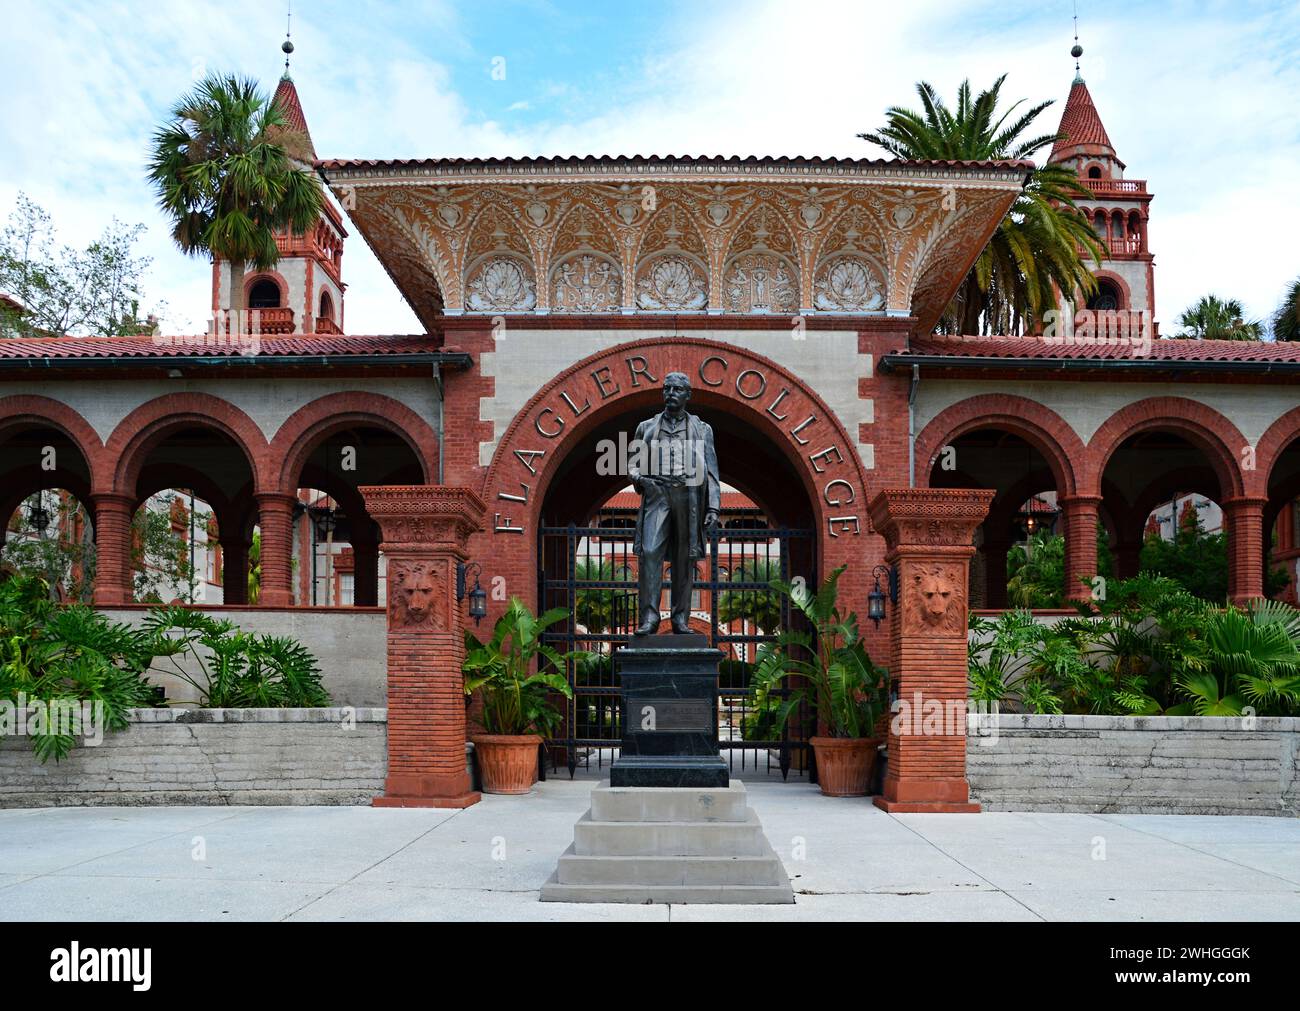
left=2, top=0, right=1298, bottom=335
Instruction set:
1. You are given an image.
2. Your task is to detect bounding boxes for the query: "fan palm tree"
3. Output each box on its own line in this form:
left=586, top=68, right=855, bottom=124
left=1175, top=294, right=1263, bottom=341
left=147, top=74, right=322, bottom=315
left=1273, top=276, right=1300, bottom=342
left=859, top=75, right=1105, bottom=335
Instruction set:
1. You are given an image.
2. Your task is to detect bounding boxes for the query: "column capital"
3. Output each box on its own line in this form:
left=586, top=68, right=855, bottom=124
left=868, top=488, right=995, bottom=555
left=90, top=491, right=137, bottom=512
left=1220, top=495, right=1269, bottom=513
left=1058, top=493, right=1104, bottom=509
left=253, top=491, right=299, bottom=512
left=360, top=485, right=486, bottom=556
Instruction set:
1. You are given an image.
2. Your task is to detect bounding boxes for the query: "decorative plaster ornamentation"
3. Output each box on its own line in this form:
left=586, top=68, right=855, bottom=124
left=904, top=562, right=965, bottom=635
left=551, top=253, right=621, bottom=313
left=389, top=559, right=448, bottom=631
left=466, top=255, right=537, bottom=312
left=813, top=256, right=885, bottom=311
left=723, top=253, right=798, bottom=314
left=635, top=255, right=708, bottom=311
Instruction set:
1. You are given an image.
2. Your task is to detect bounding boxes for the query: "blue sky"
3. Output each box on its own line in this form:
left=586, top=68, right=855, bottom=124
left=2, top=0, right=1298, bottom=335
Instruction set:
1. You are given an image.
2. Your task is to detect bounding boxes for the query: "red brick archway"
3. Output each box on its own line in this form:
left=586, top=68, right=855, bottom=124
left=478, top=337, right=878, bottom=637
left=0, top=395, right=106, bottom=490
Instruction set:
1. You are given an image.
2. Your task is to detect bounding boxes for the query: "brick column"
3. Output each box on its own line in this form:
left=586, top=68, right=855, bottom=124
left=255, top=492, right=297, bottom=607
left=220, top=535, right=250, bottom=605
left=1060, top=494, right=1102, bottom=603
left=1223, top=496, right=1267, bottom=604
left=91, top=492, right=135, bottom=605
left=361, top=485, right=485, bottom=809
left=868, top=488, right=994, bottom=814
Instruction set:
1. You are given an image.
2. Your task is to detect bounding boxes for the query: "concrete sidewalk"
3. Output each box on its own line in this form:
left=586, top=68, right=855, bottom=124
left=1, top=778, right=1297, bottom=921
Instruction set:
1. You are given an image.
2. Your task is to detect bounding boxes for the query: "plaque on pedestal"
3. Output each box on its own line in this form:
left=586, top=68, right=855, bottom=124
left=610, top=633, right=729, bottom=788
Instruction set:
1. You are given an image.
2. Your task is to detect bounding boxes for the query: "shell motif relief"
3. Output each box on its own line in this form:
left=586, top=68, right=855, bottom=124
left=465, top=256, right=537, bottom=312
left=635, top=255, right=708, bottom=311
left=813, top=256, right=885, bottom=311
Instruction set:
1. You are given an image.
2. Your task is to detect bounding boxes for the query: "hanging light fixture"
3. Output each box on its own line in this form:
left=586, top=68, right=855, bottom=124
left=456, top=561, right=489, bottom=624
left=27, top=497, right=51, bottom=533
left=868, top=564, right=899, bottom=628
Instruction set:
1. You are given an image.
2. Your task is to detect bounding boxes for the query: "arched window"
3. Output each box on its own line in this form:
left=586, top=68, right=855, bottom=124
left=248, top=279, right=281, bottom=309
left=1087, top=165, right=1102, bottom=179
left=319, top=289, right=334, bottom=321
left=1087, top=279, right=1122, bottom=312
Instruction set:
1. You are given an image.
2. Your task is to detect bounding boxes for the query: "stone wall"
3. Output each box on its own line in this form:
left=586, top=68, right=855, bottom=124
left=967, top=715, right=1300, bottom=816
left=99, top=607, right=388, bottom=707
left=0, top=708, right=387, bottom=808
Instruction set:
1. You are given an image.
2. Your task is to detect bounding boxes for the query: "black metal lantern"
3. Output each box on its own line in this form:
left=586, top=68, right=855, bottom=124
left=313, top=505, right=338, bottom=537
left=456, top=561, right=489, bottom=624
left=868, top=564, right=899, bottom=628
left=27, top=502, right=51, bottom=533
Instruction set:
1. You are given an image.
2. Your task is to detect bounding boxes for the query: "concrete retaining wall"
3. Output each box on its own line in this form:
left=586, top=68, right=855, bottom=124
left=99, top=607, right=388, bottom=708
left=967, top=715, right=1300, bottom=816
left=0, top=708, right=387, bottom=808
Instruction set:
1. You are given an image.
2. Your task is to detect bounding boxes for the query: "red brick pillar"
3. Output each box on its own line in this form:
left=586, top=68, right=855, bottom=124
left=1060, top=494, right=1102, bottom=603
left=868, top=488, right=994, bottom=814
left=255, top=492, right=297, bottom=607
left=1223, top=496, right=1267, bottom=604
left=91, top=492, right=135, bottom=605
left=361, top=485, right=486, bottom=809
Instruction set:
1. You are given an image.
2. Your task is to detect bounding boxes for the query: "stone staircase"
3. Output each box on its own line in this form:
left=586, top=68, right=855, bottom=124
left=540, top=782, right=794, bottom=903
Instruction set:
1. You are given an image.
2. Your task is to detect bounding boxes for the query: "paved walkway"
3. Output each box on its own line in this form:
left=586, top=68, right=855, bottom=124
left=2, top=779, right=1298, bottom=921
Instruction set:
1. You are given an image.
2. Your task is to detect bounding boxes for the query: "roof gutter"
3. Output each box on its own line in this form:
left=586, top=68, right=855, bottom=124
left=0, top=352, right=474, bottom=371
left=879, top=354, right=1300, bottom=377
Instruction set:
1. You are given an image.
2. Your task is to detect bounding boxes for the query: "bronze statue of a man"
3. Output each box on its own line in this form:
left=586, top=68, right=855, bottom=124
left=629, top=372, right=721, bottom=635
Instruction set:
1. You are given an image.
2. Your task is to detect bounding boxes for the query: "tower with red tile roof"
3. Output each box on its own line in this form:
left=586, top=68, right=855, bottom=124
left=1049, top=49, right=1156, bottom=329
left=209, top=35, right=348, bottom=336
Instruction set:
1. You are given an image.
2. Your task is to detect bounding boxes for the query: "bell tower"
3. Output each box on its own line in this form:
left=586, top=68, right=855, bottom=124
left=1049, top=35, right=1156, bottom=328
left=210, top=24, right=348, bottom=335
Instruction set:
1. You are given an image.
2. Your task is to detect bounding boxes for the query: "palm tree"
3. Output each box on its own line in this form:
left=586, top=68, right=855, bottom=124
left=1273, top=276, right=1300, bottom=342
left=859, top=75, right=1105, bottom=335
left=1175, top=294, right=1263, bottom=341
left=147, top=74, right=322, bottom=316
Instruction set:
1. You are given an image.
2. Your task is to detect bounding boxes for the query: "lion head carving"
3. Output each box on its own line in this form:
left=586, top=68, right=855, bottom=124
left=390, top=560, right=445, bottom=629
left=906, top=564, right=964, bottom=634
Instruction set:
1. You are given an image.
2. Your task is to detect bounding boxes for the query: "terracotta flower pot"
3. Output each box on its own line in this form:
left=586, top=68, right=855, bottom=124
left=811, top=736, right=881, bottom=797
left=473, top=734, right=543, bottom=795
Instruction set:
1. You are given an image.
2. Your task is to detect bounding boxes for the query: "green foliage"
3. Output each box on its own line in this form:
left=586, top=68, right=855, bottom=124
left=0, top=193, right=163, bottom=338
left=1175, top=294, right=1263, bottom=340
left=3, top=494, right=96, bottom=602
left=858, top=75, right=1104, bottom=335
left=717, top=560, right=783, bottom=633
left=131, top=493, right=196, bottom=604
left=750, top=565, right=889, bottom=739
left=144, top=606, right=330, bottom=708
left=573, top=559, right=635, bottom=634
left=1168, top=602, right=1300, bottom=717
left=1005, top=530, right=1066, bottom=608
left=1273, top=276, right=1300, bottom=342
left=462, top=597, right=579, bottom=736
left=967, top=610, right=1066, bottom=714
left=0, top=576, right=156, bottom=761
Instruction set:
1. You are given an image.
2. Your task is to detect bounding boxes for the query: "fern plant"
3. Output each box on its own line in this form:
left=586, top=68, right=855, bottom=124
left=750, top=566, right=889, bottom=738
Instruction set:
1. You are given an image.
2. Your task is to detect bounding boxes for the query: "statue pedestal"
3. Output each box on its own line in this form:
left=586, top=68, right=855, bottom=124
left=610, top=634, right=729, bottom=788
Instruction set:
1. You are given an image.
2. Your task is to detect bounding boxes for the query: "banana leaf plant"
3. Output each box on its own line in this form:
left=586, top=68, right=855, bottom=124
left=1169, top=603, right=1300, bottom=716
left=462, top=597, right=579, bottom=737
left=750, top=565, right=889, bottom=739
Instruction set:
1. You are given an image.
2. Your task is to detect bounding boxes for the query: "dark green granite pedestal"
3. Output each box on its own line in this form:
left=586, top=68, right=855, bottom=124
left=610, top=633, right=728, bottom=788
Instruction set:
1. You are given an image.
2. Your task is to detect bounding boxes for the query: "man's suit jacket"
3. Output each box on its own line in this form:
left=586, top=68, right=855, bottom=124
left=630, top=411, right=721, bottom=561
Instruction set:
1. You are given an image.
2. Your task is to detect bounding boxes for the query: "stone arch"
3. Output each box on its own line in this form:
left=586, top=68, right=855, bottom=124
left=1086, top=269, right=1132, bottom=311
left=102, top=393, right=270, bottom=497
left=915, top=395, right=1084, bottom=497
left=1251, top=406, right=1300, bottom=498
left=1087, top=397, right=1248, bottom=500
left=244, top=270, right=288, bottom=308
left=270, top=392, right=438, bottom=491
left=0, top=396, right=105, bottom=491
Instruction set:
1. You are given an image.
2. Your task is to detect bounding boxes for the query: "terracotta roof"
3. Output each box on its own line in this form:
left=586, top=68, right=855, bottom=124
left=1050, top=80, right=1121, bottom=167
left=0, top=333, right=469, bottom=363
left=318, top=153, right=1035, bottom=176
left=888, top=335, right=1300, bottom=369
left=271, top=75, right=315, bottom=160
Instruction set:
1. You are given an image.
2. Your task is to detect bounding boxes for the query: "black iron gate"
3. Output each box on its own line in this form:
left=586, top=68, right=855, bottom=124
left=538, top=507, right=816, bottom=779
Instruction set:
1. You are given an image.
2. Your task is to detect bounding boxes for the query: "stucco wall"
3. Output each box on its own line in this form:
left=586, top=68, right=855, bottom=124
left=99, top=607, right=388, bottom=708
left=0, top=708, right=387, bottom=808
left=967, top=714, right=1300, bottom=816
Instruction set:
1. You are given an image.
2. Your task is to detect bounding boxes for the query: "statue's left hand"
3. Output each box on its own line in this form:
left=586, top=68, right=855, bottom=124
left=704, top=510, right=719, bottom=531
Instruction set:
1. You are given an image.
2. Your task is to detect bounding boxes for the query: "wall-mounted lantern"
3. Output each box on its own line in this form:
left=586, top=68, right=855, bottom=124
left=868, top=564, right=899, bottom=628
left=456, top=561, right=489, bottom=625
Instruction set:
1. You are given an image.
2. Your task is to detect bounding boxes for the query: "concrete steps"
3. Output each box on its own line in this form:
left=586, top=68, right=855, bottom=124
left=540, top=781, right=794, bottom=904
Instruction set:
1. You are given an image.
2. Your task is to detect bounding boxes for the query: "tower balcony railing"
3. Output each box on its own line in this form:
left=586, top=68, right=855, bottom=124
left=216, top=307, right=296, bottom=335
left=1082, top=177, right=1149, bottom=197
left=1078, top=234, right=1145, bottom=258
left=314, top=316, right=343, bottom=335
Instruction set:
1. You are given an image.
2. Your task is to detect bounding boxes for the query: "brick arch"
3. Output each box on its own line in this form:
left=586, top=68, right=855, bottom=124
left=270, top=392, right=438, bottom=492
left=1087, top=397, right=1248, bottom=500
left=914, top=395, right=1084, bottom=497
left=480, top=337, right=877, bottom=632
left=1089, top=269, right=1133, bottom=310
left=102, top=393, right=270, bottom=497
left=0, top=395, right=105, bottom=490
left=244, top=270, right=289, bottom=307
left=1252, top=406, right=1300, bottom=499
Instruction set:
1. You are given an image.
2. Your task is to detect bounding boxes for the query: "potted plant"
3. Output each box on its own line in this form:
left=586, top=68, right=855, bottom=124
left=462, top=597, right=578, bottom=794
left=751, top=565, right=889, bottom=797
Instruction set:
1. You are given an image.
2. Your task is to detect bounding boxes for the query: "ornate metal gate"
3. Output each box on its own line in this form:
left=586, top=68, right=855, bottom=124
left=538, top=507, right=816, bottom=779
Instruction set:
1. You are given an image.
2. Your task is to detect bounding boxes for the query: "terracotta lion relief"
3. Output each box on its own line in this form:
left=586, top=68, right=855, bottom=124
left=904, top=563, right=966, bottom=636
left=389, top=560, right=448, bottom=630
